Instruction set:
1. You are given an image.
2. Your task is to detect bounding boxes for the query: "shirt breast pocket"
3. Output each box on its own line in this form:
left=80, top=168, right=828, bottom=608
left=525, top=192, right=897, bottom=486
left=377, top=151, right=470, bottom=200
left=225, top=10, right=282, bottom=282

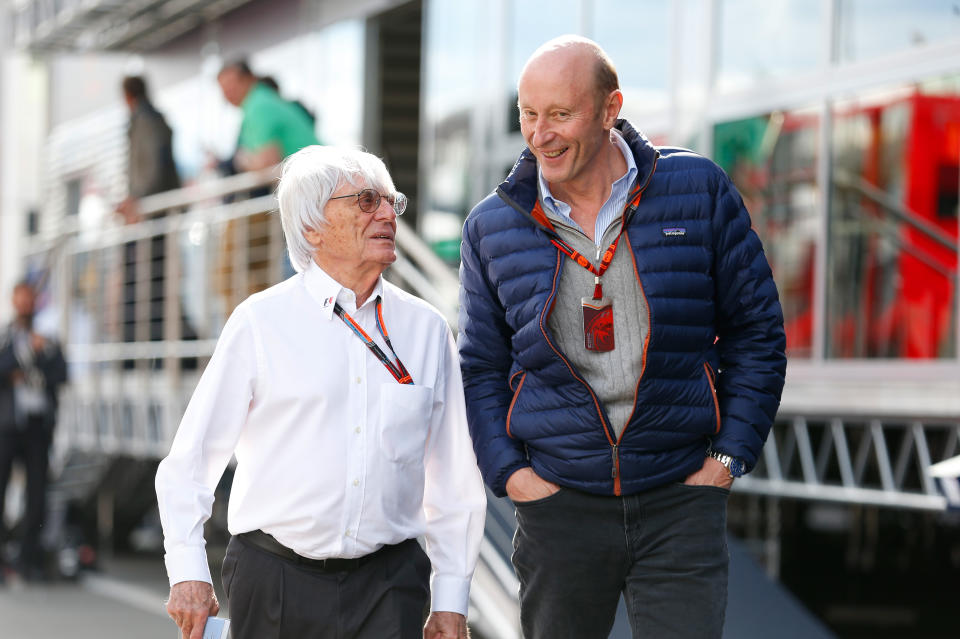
left=379, top=384, right=434, bottom=464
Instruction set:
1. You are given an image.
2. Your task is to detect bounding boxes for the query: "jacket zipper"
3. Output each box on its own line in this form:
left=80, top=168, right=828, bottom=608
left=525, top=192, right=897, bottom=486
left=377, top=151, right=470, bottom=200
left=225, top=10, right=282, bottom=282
left=496, top=148, right=660, bottom=496
left=538, top=251, right=616, bottom=447
left=607, top=152, right=659, bottom=494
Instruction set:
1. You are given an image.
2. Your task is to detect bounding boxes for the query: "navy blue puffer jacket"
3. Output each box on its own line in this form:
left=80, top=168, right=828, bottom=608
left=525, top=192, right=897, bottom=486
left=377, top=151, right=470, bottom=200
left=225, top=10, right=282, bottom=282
left=458, top=120, right=786, bottom=498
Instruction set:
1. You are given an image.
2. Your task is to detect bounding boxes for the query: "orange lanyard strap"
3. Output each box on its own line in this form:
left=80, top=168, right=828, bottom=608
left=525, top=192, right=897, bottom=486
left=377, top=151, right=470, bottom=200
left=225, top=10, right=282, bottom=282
left=334, top=296, right=413, bottom=385
left=534, top=186, right=644, bottom=300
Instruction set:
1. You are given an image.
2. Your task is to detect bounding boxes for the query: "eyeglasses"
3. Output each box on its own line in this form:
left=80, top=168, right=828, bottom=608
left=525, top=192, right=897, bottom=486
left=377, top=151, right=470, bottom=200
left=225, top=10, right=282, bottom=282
left=329, top=189, right=407, bottom=215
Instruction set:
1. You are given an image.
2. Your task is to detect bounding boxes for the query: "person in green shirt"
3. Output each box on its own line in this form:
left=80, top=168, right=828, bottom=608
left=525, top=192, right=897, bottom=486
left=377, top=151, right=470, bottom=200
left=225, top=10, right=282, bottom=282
left=216, top=60, right=320, bottom=299
left=217, top=60, right=319, bottom=171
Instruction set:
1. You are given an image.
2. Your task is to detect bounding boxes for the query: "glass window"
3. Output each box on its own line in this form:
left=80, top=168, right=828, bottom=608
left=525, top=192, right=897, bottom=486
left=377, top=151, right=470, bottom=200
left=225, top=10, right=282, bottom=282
left=507, top=0, right=580, bottom=92
left=714, top=108, right=820, bottom=359
left=252, top=20, right=365, bottom=147
left=839, top=0, right=960, bottom=63
left=592, top=0, right=670, bottom=115
left=828, top=80, right=960, bottom=358
left=718, top=0, right=823, bottom=92
left=425, top=0, right=483, bottom=120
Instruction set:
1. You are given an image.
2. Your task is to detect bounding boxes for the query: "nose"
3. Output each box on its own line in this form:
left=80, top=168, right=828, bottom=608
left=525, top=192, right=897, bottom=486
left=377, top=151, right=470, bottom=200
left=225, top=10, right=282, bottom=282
left=374, top=196, right=398, bottom=221
left=530, top=118, right=554, bottom=148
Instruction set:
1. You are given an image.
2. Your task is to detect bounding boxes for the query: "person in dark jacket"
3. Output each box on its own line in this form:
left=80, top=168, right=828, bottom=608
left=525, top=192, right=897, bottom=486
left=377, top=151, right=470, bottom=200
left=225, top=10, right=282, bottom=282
left=117, top=75, right=181, bottom=223
left=458, top=35, right=787, bottom=639
left=0, top=280, right=68, bottom=581
left=117, top=76, right=183, bottom=357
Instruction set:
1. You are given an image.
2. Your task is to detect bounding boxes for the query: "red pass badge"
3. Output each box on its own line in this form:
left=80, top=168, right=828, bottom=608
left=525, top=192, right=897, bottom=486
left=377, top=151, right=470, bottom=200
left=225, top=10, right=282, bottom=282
left=582, top=296, right=614, bottom=351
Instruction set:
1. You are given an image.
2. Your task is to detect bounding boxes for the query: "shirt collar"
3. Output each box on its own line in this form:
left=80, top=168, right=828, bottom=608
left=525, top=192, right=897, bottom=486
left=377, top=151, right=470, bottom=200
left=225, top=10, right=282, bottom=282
left=538, top=128, right=638, bottom=219
left=303, top=260, right=384, bottom=320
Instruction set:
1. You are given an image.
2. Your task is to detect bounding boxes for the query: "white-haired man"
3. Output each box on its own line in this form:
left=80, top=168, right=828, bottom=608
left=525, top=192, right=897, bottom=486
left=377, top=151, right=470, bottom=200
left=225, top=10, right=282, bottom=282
left=156, top=146, right=486, bottom=639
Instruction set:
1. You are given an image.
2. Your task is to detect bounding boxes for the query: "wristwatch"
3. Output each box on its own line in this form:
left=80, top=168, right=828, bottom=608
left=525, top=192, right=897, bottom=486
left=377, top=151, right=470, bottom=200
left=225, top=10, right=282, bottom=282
left=707, top=449, right=746, bottom=478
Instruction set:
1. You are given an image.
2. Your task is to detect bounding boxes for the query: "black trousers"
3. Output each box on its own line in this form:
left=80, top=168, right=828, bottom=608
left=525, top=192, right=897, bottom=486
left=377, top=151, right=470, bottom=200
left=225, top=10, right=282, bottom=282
left=512, top=482, right=730, bottom=639
left=0, top=416, right=52, bottom=573
left=222, top=534, right=430, bottom=639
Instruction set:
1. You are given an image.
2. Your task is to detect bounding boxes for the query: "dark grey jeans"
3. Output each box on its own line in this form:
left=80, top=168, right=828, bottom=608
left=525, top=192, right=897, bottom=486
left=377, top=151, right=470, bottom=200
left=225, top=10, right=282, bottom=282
left=223, top=535, right=430, bottom=639
left=512, top=482, right=729, bottom=639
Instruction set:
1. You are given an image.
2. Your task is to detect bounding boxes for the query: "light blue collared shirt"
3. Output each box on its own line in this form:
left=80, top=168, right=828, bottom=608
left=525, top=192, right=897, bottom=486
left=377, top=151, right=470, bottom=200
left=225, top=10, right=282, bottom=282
left=538, top=129, right=638, bottom=246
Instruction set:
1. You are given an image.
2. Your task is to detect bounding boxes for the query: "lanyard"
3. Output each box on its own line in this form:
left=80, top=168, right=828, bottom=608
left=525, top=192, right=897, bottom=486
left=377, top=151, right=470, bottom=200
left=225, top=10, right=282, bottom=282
left=535, top=185, right=644, bottom=300
left=333, top=296, right=413, bottom=385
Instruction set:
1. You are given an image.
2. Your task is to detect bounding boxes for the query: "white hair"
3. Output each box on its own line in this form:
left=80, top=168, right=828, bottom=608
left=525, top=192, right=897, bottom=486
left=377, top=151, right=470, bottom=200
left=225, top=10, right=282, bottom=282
left=276, top=145, right=398, bottom=273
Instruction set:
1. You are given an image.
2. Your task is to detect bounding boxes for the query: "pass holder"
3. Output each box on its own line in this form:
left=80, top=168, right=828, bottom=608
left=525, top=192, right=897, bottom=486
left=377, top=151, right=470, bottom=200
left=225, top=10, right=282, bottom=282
left=582, top=295, right=614, bottom=352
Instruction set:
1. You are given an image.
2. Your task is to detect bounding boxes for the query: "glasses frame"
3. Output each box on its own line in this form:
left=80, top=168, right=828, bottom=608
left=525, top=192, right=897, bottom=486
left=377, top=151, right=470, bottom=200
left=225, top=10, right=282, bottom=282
left=328, top=188, right=407, bottom=215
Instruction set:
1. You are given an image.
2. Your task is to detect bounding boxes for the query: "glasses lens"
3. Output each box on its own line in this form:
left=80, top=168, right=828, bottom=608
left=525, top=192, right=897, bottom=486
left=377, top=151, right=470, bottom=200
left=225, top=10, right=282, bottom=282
left=357, top=189, right=380, bottom=213
left=392, top=192, right=407, bottom=216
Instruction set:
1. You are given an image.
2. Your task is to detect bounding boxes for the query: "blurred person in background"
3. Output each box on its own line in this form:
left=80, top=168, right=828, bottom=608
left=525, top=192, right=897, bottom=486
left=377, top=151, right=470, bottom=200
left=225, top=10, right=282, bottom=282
left=117, top=75, right=181, bottom=223
left=156, top=146, right=485, bottom=639
left=216, top=59, right=321, bottom=297
left=0, top=280, right=68, bottom=582
left=216, top=59, right=318, bottom=172
left=117, top=75, right=183, bottom=363
left=459, top=35, right=786, bottom=638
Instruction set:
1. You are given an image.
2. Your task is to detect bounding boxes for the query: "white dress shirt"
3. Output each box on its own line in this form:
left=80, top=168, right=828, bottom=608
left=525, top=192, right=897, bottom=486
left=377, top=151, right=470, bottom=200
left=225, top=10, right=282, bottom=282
left=156, top=261, right=486, bottom=615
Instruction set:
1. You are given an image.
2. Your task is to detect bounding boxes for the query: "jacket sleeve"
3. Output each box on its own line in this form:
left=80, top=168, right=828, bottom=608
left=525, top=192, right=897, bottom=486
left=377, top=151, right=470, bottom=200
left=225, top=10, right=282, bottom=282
left=129, top=113, right=174, bottom=199
left=709, top=173, right=787, bottom=472
left=457, top=214, right=529, bottom=497
left=36, top=340, right=68, bottom=389
left=0, top=342, right=17, bottom=378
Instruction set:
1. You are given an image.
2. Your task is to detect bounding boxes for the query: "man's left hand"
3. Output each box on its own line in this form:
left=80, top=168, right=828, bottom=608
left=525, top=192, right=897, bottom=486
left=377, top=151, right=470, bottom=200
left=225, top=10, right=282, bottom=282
left=684, top=455, right=734, bottom=490
left=423, top=611, right=468, bottom=639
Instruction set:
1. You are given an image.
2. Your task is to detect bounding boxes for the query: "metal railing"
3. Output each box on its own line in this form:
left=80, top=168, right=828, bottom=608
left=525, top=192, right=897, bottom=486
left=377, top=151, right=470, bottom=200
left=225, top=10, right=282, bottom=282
left=26, top=167, right=514, bottom=637
left=737, top=415, right=956, bottom=511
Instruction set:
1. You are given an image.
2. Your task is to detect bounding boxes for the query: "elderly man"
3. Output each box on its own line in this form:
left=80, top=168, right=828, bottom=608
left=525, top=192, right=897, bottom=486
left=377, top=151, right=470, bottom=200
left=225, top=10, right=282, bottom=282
left=459, top=36, right=786, bottom=638
left=156, top=146, right=486, bottom=639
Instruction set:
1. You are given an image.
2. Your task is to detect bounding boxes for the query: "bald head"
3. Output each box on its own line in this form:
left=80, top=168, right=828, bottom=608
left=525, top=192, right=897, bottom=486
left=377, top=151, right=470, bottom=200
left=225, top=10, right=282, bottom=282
left=519, top=35, right=619, bottom=113
left=516, top=36, right=624, bottom=192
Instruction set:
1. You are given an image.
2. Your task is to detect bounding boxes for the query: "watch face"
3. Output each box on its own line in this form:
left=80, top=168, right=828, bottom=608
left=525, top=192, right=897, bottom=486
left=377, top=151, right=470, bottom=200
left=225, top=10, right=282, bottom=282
left=729, top=458, right=746, bottom=477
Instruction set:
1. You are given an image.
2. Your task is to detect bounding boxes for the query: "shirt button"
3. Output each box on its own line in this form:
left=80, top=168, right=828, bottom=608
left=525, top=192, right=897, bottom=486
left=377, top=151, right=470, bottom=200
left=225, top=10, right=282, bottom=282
left=345, top=529, right=352, bottom=537
left=355, top=376, right=362, bottom=384
left=355, top=427, right=361, bottom=434
left=352, top=479, right=359, bottom=487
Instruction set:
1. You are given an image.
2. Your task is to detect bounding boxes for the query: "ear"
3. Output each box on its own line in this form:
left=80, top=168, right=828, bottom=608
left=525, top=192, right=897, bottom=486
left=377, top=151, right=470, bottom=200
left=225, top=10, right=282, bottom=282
left=601, top=90, right=623, bottom=129
left=303, top=227, right=323, bottom=249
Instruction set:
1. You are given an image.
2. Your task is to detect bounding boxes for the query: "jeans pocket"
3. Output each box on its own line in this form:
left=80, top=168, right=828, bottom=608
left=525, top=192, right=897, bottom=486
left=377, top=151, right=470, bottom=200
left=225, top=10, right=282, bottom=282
left=512, top=487, right=566, bottom=508
left=674, top=482, right=730, bottom=498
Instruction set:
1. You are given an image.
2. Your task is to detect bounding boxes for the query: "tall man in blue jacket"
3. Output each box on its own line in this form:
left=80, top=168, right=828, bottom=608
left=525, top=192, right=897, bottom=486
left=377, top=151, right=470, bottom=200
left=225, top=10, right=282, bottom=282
left=458, top=36, right=787, bottom=639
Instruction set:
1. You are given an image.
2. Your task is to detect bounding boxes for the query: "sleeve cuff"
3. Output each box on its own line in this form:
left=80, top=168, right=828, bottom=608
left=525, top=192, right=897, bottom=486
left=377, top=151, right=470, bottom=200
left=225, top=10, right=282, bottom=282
left=430, top=573, right=472, bottom=616
left=164, top=544, right=213, bottom=587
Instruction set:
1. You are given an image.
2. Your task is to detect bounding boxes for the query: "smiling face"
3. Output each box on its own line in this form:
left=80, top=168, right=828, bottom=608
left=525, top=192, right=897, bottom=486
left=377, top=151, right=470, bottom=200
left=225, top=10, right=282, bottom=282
left=518, top=45, right=622, bottom=191
left=306, top=181, right=399, bottom=279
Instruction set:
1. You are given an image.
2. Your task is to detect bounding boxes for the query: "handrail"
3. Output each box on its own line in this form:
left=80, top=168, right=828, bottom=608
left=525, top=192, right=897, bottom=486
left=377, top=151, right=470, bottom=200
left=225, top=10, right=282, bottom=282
left=833, top=169, right=957, bottom=251
left=135, top=166, right=280, bottom=218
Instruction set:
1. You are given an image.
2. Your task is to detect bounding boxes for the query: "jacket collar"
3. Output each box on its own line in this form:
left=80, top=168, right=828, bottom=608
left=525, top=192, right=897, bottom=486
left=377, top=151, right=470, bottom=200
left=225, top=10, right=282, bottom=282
left=497, top=119, right=658, bottom=216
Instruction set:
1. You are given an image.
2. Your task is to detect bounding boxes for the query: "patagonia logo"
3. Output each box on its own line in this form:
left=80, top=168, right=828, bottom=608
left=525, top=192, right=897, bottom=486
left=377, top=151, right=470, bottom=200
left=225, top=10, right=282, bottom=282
left=662, top=227, right=686, bottom=237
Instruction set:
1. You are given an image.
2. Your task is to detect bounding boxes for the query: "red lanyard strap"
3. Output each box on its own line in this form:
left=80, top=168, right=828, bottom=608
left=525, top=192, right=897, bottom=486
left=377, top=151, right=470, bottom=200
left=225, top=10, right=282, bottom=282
left=536, top=185, right=644, bottom=300
left=334, top=296, right=413, bottom=385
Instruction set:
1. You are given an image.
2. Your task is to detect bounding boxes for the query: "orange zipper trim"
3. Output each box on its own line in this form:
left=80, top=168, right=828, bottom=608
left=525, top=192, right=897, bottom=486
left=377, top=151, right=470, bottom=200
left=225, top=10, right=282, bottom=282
left=506, top=372, right=527, bottom=439
left=509, top=368, right=524, bottom=392
left=704, top=362, right=721, bottom=434
left=537, top=248, right=616, bottom=448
